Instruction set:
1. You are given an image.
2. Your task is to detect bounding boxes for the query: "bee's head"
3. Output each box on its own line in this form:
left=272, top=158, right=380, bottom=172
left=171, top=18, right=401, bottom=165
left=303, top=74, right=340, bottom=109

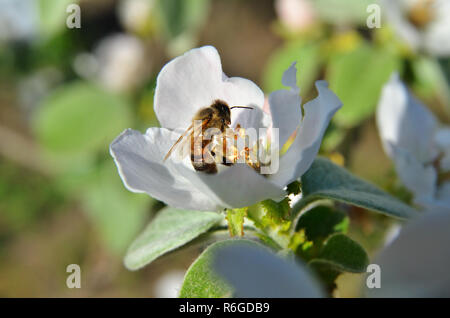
left=211, top=100, right=253, bottom=126
left=212, top=100, right=231, bottom=125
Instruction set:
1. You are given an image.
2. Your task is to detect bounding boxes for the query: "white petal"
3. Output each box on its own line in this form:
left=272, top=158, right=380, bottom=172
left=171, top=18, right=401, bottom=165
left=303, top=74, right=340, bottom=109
left=434, top=127, right=450, bottom=172
left=111, top=127, right=284, bottom=211
left=436, top=181, right=450, bottom=207
left=154, top=46, right=264, bottom=131
left=435, top=127, right=450, bottom=149
left=268, top=62, right=302, bottom=147
left=110, top=127, right=221, bottom=211
left=162, top=151, right=285, bottom=209
left=380, top=0, right=422, bottom=51
left=368, top=209, right=450, bottom=297
left=231, top=103, right=271, bottom=131
left=390, top=144, right=437, bottom=205
left=196, top=165, right=286, bottom=209
left=154, top=46, right=222, bottom=130
left=423, top=0, right=450, bottom=56
left=269, top=81, right=342, bottom=187
left=223, top=76, right=265, bottom=125
left=376, top=73, right=438, bottom=164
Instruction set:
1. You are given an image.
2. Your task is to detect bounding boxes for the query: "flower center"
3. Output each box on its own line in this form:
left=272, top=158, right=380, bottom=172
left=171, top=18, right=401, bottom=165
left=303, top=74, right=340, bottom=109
left=210, top=124, right=269, bottom=174
left=408, top=0, right=435, bottom=29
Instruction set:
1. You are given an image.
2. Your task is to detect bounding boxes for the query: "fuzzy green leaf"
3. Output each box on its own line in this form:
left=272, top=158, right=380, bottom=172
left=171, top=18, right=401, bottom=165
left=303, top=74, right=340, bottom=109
left=296, top=157, right=418, bottom=219
left=296, top=205, right=349, bottom=242
left=313, top=233, right=369, bottom=273
left=180, top=239, right=324, bottom=298
left=179, top=240, right=241, bottom=298
left=124, top=208, right=224, bottom=270
left=309, top=234, right=369, bottom=291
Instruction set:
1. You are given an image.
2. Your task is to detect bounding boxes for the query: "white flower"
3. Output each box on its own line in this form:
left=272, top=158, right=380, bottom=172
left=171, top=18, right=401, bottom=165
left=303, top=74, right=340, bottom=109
left=368, top=208, right=450, bottom=297
left=380, top=0, right=450, bottom=56
left=275, top=0, right=317, bottom=33
left=0, top=0, right=37, bottom=42
left=117, top=0, right=155, bottom=33
left=110, top=46, right=341, bottom=211
left=377, top=73, right=450, bottom=212
left=77, top=34, right=148, bottom=93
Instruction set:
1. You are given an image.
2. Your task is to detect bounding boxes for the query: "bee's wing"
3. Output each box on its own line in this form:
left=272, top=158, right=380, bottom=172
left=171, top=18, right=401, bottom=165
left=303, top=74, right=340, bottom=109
left=163, top=123, right=193, bottom=162
left=163, top=118, right=212, bottom=162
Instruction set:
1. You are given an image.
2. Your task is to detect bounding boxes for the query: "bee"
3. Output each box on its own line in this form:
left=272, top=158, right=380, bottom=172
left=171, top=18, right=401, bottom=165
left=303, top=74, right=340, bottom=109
left=163, top=99, right=253, bottom=174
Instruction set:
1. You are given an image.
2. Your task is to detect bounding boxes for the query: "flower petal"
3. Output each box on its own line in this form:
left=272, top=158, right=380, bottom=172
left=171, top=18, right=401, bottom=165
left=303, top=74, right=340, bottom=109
left=269, top=81, right=342, bottom=187
left=423, top=0, right=450, bottom=56
left=167, top=155, right=286, bottom=209
left=195, top=165, right=286, bottom=209
left=268, top=62, right=302, bottom=147
left=435, top=127, right=450, bottom=172
left=368, top=208, right=450, bottom=297
left=390, top=144, right=437, bottom=206
left=154, top=46, right=264, bottom=131
left=376, top=73, right=438, bottom=164
left=436, top=181, right=450, bottom=206
left=154, top=46, right=223, bottom=130
left=110, top=127, right=221, bottom=211
left=380, top=0, right=422, bottom=51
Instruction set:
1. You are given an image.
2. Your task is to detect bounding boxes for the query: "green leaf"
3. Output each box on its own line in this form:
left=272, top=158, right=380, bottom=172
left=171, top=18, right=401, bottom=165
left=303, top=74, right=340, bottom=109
left=309, top=234, right=369, bottom=291
left=180, top=239, right=324, bottom=298
left=295, top=157, right=418, bottom=219
left=226, top=208, right=247, bottom=237
left=179, top=240, right=240, bottom=298
left=296, top=205, right=349, bottom=242
left=33, top=82, right=132, bottom=156
left=260, top=198, right=291, bottom=222
left=124, top=208, right=224, bottom=270
left=328, top=43, right=401, bottom=127
left=313, top=233, right=369, bottom=272
left=263, top=41, right=322, bottom=97
left=286, top=181, right=301, bottom=196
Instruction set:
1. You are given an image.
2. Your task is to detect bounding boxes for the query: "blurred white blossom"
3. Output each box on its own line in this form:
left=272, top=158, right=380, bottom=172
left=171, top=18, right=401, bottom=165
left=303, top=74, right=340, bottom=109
left=74, top=34, right=148, bottom=93
left=0, top=0, right=38, bottom=42
left=275, top=0, right=317, bottom=32
left=377, top=73, right=450, bottom=213
left=117, top=0, right=155, bottom=33
left=368, top=208, right=450, bottom=297
left=153, top=270, right=185, bottom=298
left=380, top=0, right=450, bottom=56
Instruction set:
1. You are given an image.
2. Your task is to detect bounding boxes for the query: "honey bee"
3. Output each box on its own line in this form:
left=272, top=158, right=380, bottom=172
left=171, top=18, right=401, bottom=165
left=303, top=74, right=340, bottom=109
left=163, top=99, right=253, bottom=174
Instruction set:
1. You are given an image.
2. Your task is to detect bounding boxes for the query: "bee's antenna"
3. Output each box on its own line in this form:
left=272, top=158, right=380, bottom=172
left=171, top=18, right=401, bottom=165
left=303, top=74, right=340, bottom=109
left=230, top=106, right=253, bottom=110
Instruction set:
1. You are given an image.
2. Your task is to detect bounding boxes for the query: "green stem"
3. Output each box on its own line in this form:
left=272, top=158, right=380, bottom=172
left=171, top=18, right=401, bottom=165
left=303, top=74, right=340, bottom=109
left=225, top=208, right=247, bottom=237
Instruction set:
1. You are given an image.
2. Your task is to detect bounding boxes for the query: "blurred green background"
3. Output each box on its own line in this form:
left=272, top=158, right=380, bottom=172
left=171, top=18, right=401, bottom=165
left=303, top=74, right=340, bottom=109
left=0, top=0, right=449, bottom=297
